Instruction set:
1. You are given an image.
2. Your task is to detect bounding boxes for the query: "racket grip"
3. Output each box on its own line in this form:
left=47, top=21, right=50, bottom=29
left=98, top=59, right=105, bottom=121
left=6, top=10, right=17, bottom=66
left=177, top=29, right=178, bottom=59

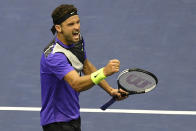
left=100, top=97, right=116, bottom=110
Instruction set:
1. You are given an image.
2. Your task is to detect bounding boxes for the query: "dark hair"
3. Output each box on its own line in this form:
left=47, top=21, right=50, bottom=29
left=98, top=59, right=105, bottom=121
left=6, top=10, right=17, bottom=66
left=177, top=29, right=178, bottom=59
left=51, top=4, right=77, bottom=24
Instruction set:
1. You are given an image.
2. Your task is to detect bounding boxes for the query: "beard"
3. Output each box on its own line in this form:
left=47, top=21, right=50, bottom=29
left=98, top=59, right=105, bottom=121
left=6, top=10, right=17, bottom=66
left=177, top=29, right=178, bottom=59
left=61, top=30, right=80, bottom=44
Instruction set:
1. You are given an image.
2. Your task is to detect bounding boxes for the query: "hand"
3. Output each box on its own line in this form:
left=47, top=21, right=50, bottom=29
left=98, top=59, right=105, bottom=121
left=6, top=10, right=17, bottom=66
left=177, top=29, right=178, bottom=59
left=110, top=88, right=129, bottom=101
left=103, top=59, right=120, bottom=76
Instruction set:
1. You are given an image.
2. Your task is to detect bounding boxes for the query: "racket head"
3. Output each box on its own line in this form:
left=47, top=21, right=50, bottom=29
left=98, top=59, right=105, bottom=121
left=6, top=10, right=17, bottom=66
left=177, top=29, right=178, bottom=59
left=117, top=68, right=158, bottom=94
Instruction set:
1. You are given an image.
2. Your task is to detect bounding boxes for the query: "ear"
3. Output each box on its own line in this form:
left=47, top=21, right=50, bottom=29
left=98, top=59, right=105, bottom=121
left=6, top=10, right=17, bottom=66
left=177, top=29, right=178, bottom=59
left=55, top=25, right=62, bottom=33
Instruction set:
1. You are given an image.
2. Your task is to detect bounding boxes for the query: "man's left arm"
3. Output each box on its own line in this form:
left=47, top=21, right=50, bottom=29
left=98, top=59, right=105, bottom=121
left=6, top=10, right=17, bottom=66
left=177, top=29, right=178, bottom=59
left=83, top=59, right=128, bottom=100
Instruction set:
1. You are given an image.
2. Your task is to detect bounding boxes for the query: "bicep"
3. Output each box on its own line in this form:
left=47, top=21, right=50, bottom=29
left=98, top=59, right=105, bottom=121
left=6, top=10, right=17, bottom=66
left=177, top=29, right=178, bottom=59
left=64, top=69, right=94, bottom=92
left=64, top=70, right=80, bottom=87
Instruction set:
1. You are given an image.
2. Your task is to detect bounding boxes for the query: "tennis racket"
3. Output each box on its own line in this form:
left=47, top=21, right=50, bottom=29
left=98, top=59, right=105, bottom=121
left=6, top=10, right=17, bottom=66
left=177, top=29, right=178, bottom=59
left=100, top=68, right=158, bottom=110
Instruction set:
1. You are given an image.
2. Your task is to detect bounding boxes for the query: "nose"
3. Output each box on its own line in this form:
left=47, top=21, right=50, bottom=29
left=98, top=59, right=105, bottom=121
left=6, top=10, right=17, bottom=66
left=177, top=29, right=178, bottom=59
left=74, top=22, right=80, bottom=30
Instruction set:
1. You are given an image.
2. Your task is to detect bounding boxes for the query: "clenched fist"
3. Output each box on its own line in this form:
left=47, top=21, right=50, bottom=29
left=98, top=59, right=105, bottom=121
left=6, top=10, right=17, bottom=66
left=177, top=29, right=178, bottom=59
left=103, top=59, right=120, bottom=76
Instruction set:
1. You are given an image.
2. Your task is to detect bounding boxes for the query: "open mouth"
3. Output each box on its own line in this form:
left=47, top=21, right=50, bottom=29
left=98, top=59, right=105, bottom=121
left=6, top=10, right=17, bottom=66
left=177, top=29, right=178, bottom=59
left=72, top=31, right=80, bottom=38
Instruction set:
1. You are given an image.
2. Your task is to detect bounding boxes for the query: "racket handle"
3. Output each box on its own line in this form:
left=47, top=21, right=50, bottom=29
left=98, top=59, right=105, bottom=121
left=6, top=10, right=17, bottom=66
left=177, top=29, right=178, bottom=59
left=100, top=97, right=116, bottom=110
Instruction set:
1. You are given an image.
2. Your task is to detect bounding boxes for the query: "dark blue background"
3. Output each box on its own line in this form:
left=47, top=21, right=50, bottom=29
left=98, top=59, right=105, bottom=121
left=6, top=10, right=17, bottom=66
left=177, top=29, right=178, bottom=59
left=0, top=0, right=196, bottom=130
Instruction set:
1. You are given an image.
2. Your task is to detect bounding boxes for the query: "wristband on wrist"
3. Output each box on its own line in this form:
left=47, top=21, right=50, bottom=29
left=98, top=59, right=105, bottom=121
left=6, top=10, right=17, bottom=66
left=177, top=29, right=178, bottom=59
left=91, top=68, right=107, bottom=85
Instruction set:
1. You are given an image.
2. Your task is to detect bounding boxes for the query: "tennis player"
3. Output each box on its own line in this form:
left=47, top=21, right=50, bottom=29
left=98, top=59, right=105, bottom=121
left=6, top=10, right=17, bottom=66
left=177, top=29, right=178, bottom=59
left=40, top=4, right=128, bottom=131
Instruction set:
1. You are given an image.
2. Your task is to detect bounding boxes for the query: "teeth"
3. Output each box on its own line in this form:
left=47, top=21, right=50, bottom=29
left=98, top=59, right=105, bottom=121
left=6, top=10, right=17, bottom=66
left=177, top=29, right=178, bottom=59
left=73, top=31, right=79, bottom=35
left=73, top=33, right=79, bottom=36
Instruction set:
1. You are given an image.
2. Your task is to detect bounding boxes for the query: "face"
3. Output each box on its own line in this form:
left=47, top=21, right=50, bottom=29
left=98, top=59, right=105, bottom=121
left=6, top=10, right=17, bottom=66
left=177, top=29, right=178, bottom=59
left=56, top=15, right=80, bottom=45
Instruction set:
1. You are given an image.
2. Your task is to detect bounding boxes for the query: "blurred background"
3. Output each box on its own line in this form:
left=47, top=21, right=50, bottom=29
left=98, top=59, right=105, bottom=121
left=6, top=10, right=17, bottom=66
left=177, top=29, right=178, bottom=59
left=0, top=0, right=196, bottom=131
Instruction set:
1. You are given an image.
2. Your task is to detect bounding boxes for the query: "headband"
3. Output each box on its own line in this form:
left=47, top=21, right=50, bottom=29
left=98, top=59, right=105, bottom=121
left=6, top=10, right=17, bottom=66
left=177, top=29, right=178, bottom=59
left=51, top=11, right=78, bottom=35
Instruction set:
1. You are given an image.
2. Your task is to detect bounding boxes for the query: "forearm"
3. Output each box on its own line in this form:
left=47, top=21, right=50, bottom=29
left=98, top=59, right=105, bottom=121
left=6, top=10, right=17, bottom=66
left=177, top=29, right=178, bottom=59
left=98, top=80, right=113, bottom=95
left=83, top=59, right=113, bottom=95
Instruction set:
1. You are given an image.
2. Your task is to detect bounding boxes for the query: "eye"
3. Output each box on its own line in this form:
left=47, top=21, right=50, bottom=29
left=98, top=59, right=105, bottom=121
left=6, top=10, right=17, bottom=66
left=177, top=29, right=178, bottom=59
left=67, top=22, right=74, bottom=26
left=77, top=20, right=80, bottom=24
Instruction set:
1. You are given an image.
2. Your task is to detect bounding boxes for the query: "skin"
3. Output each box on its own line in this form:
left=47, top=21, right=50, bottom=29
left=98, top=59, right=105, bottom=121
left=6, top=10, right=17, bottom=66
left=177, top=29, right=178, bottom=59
left=55, top=15, right=128, bottom=100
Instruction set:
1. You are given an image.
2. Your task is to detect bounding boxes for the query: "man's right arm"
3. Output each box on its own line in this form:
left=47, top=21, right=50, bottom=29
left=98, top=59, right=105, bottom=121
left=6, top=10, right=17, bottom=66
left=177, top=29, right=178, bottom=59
left=64, top=59, right=120, bottom=92
left=64, top=69, right=94, bottom=92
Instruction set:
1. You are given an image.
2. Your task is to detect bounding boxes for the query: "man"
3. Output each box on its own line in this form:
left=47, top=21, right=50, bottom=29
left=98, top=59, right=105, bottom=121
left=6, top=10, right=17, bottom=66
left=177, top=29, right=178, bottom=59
left=40, top=4, right=128, bottom=131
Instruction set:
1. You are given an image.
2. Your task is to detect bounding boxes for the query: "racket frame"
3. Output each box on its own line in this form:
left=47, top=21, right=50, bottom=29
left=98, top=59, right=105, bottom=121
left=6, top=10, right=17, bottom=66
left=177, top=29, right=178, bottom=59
left=117, top=68, right=158, bottom=95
